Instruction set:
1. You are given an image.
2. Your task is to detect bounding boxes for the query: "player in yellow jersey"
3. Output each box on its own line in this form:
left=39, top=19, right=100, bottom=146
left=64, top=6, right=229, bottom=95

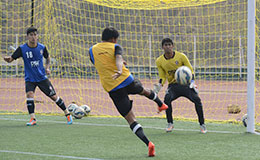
left=89, top=27, right=168, bottom=157
left=154, top=38, right=207, bottom=134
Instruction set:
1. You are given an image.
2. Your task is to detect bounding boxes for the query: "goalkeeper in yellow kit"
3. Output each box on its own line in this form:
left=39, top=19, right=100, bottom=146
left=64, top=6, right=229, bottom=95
left=154, top=38, right=207, bottom=133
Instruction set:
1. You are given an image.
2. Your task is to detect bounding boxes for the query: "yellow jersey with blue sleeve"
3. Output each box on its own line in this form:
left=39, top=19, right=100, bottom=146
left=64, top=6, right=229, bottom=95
left=155, top=51, right=194, bottom=85
left=89, top=42, right=132, bottom=92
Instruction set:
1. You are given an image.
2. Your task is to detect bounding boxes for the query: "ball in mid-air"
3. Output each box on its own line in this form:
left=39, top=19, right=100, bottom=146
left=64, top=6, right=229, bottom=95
left=175, top=66, right=192, bottom=85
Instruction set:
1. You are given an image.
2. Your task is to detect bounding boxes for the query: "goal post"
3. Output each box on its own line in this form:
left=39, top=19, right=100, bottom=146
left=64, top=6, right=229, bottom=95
left=0, top=0, right=259, bottom=129
left=247, top=0, right=255, bottom=133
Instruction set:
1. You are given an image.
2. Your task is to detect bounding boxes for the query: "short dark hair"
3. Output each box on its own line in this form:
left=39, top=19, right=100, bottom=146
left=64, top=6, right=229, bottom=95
left=26, top=27, right=38, bottom=35
left=161, top=38, right=173, bottom=47
left=101, top=27, right=119, bottom=41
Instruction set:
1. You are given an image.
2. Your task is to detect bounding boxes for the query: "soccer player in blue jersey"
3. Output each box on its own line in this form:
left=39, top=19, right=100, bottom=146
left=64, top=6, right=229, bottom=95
left=89, top=27, right=168, bottom=157
left=154, top=38, right=207, bottom=133
left=3, top=27, right=73, bottom=126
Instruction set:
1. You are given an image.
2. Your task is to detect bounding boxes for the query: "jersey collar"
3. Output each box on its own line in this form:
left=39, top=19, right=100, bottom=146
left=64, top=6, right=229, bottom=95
left=164, top=51, right=175, bottom=60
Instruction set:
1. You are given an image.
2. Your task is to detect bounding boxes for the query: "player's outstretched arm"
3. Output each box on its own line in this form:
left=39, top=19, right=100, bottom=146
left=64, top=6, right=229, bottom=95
left=3, top=56, right=14, bottom=63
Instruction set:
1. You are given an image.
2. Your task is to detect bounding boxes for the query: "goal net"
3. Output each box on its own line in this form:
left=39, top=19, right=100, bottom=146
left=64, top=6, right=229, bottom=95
left=1, top=0, right=259, bottom=125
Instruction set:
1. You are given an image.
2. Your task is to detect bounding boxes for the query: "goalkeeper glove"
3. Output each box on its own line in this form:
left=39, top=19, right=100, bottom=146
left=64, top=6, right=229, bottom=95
left=153, top=83, right=162, bottom=94
left=189, top=80, right=199, bottom=94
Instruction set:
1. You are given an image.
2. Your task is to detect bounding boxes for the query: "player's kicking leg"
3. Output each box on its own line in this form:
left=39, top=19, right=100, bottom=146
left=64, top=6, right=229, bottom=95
left=52, top=96, right=73, bottom=125
left=56, top=96, right=73, bottom=125
left=38, top=79, right=73, bottom=125
left=140, top=89, right=168, bottom=113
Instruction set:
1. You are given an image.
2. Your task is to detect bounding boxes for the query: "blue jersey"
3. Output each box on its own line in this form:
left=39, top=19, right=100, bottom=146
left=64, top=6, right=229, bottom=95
left=12, top=43, right=49, bottom=82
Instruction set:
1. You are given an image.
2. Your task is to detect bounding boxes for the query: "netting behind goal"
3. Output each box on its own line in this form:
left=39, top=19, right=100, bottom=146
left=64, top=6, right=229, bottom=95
left=1, top=0, right=259, bottom=123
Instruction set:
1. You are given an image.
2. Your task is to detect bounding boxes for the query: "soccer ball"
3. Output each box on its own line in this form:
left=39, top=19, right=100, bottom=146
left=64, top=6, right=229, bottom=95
left=73, top=107, right=86, bottom=119
left=175, top=66, right=192, bottom=85
left=68, top=103, right=78, bottom=113
left=80, top=105, right=91, bottom=115
left=242, top=114, right=248, bottom=127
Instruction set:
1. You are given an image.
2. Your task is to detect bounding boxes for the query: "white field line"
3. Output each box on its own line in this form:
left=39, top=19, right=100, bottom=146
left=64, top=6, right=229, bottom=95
left=0, top=117, right=244, bottom=134
left=0, top=150, right=104, bottom=160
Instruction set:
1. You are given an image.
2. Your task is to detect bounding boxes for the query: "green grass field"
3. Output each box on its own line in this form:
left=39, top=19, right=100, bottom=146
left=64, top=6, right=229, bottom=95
left=0, top=114, right=259, bottom=160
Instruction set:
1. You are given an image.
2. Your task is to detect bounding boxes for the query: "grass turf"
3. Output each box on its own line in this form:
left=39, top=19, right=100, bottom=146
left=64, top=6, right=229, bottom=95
left=0, top=114, right=259, bottom=160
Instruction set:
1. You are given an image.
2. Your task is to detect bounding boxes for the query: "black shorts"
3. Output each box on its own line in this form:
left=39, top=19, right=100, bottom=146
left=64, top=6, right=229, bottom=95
left=164, top=83, right=202, bottom=106
left=25, top=79, right=56, bottom=97
left=109, top=79, right=144, bottom=117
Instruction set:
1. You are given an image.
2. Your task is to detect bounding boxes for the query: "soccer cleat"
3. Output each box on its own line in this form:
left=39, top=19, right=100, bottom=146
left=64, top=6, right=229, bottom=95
left=66, top=114, right=73, bottom=125
left=26, top=118, right=36, bottom=126
left=157, top=103, right=168, bottom=113
left=166, top=123, right=174, bottom=132
left=148, top=142, right=155, bottom=157
left=200, top=124, right=207, bottom=134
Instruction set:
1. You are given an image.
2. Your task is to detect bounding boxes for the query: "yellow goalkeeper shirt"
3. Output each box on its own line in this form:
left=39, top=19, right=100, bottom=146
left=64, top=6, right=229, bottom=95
left=89, top=42, right=131, bottom=92
left=155, top=51, right=194, bottom=85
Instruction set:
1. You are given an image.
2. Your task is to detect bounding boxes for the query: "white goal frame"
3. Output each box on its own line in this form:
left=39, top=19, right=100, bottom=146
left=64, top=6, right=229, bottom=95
left=247, top=0, right=258, bottom=134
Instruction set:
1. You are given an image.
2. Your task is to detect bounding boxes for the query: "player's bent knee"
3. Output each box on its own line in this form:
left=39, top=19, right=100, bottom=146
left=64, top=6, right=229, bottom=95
left=26, top=91, right=34, bottom=98
left=50, top=94, right=58, bottom=101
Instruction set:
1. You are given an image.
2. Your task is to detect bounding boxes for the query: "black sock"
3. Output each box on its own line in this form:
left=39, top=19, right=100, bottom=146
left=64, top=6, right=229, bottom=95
left=147, top=91, right=163, bottom=107
left=56, top=97, right=66, bottom=111
left=130, top=122, right=149, bottom=146
left=27, top=99, right=35, bottom=114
